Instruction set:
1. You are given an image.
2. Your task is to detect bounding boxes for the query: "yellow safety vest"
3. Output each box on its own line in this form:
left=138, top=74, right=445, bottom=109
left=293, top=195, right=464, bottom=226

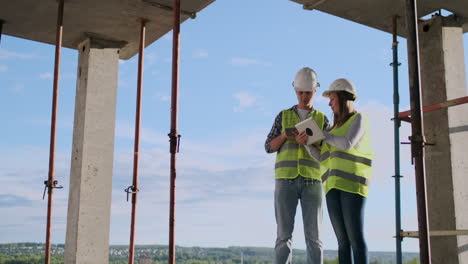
left=320, top=113, right=373, bottom=197
left=275, top=109, right=326, bottom=180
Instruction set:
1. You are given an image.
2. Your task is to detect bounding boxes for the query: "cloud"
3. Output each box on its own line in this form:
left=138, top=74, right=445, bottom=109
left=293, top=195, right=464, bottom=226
left=108, top=136, right=277, bottom=246
left=0, top=64, right=7, bottom=72
left=153, top=92, right=170, bottom=102
left=359, top=100, right=412, bottom=184
left=62, top=72, right=76, bottom=80
left=37, top=72, right=75, bottom=81
left=0, top=194, right=32, bottom=207
left=118, top=77, right=129, bottom=88
left=193, top=49, right=208, bottom=58
left=11, top=83, right=25, bottom=94
left=146, top=52, right=158, bottom=65
left=115, top=120, right=167, bottom=146
left=233, top=91, right=257, bottom=112
left=230, top=57, right=271, bottom=67
left=39, top=72, right=53, bottom=80
left=380, top=47, right=392, bottom=63
left=0, top=105, right=418, bottom=251
left=0, top=48, right=39, bottom=60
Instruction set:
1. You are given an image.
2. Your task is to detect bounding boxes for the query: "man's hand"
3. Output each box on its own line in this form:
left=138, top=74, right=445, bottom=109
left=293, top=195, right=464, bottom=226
left=295, top=130, right=308, bottom=145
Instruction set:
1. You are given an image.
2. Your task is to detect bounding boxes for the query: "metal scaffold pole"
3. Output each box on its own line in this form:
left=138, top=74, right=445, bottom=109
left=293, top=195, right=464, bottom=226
left=0, top=20, right=4, bottom=45
left=168, top=0, right=181, bottom=263
left=127, top=19, right=147, bottom=264
left=44, top=1, right=64, bottom=263
left=403, top=0, right=432, bottom=262
left=391, top=15, right=403, bottom=264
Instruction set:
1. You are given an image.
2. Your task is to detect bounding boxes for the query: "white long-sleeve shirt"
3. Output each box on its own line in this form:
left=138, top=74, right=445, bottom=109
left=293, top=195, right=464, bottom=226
left=306, top=113, right=365, bottom=159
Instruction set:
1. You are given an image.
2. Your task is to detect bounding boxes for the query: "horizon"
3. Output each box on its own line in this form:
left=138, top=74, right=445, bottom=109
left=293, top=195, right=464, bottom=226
left=0, top=242, right=420, bottom=254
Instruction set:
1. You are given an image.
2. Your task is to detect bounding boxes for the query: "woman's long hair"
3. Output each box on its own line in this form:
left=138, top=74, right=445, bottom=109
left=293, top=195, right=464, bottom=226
left=332, top=91, right=356, bottom=128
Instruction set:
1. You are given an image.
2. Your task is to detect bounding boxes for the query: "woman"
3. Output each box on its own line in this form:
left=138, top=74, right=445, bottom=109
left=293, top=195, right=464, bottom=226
left=308, top=78, right=373, bottom=264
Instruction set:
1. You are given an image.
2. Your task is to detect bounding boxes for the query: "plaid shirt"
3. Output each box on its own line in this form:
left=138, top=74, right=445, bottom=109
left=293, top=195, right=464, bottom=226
left=264, top=105, right=329, bottom=153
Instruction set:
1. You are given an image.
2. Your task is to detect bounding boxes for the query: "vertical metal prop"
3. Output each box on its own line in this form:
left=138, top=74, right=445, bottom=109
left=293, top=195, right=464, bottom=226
left=127, top=20, right=146, bottom=264
left=391, top=16, right=403, bottom=264
left=403, top=0, right=432, bottom=263
left=45, top=1, right=64, bottom=264
left=0, top=20, right=4, bottom=45
left=168, top=0, right=181, bottom=264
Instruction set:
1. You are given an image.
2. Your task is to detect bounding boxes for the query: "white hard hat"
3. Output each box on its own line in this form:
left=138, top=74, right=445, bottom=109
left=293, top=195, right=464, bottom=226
left=292, top=67, right=319, bottom=92
left=322, top=78, right=358, bottom=100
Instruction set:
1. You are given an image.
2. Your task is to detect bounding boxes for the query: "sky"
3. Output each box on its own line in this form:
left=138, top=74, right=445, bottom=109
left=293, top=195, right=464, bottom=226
left=1, top=0, right=468, bottom=254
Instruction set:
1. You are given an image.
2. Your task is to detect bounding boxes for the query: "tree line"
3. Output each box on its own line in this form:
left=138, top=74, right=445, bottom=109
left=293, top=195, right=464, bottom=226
left=0, top=243, right=419, bottom=264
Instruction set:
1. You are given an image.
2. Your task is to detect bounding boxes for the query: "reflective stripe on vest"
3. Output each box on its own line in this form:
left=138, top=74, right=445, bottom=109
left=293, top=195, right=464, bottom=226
left=329, top=151, right=372, bottom=166
left=275, top=159, right=320, bottom=169
left=275, top=109, right=326, bottom=180
left=319, top=151, right=330, bottom=162
left=278, top=142, right=300, bottom=152
left=322, top=169, right=370, bottom=185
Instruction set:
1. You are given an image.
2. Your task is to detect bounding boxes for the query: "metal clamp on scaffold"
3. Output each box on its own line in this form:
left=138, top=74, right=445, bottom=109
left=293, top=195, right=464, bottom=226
left=408, top=135, right=435, bottom=146
left=407, top=135, right=434, bottom=165
left=42, top=180, right=63, bottom=200
left=124, top=185, right=139, bottom=202
left=168, top=132, right=182, bottom=153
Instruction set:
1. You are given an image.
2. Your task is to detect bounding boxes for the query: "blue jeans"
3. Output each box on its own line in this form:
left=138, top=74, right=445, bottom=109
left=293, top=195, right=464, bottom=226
left=326, top=189, right=368, bottom=264
left=274, top=177, right=323, bottom=264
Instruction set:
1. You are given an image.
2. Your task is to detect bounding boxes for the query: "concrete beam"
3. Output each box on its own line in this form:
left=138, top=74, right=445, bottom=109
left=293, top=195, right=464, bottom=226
left=0, top=0, right=215, bottom=60
left=419, top=15, right=468, bottom=264
left=64, top=36, right=120, bottom=264
left=290, top=0, right=468, bottom=37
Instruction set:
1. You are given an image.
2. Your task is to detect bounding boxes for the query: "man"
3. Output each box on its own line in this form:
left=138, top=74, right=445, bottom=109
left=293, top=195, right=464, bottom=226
left=265, top=67, right=328, bottom=264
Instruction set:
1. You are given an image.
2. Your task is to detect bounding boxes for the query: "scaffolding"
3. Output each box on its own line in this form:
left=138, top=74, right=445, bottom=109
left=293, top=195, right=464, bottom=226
left=124, top=19, right=146, bottom=264
left=391, top=8, right=468, bottom=264
left=44, top=1, right=65, bottom=264
left=390, top=15, right=403, bottom=264
left=2, top=0, right=468, bottom=263
left=0, top=0, right=185, bottom=263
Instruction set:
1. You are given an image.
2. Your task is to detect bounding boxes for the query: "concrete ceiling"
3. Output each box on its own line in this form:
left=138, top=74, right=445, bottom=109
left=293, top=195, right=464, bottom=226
left=0, top=0, right=215, bottom=59
left=290, top=0, right=468, bottom=37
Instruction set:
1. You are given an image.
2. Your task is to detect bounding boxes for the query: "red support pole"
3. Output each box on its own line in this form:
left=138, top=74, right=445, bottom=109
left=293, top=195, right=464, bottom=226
left=403, top=0, right=431, bottom=262
left=168, top=0, right=181, bottom=264
left=128, top=19, right=146, bottom=264
left=44, top=1, right=64, bottom=263
left=398, top=96, right=468, bottom=121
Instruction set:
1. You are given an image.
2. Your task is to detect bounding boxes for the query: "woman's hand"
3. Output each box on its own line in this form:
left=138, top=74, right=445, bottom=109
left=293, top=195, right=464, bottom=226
left=311, top=143, right=321, bottom=151
left=295, top=131, right=308, bottom=145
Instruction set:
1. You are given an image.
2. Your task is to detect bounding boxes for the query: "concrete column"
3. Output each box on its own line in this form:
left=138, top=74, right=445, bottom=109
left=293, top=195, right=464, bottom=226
left=65, top=36, right=123, bottom=264
left=419, top=15, right=468, bottom=264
